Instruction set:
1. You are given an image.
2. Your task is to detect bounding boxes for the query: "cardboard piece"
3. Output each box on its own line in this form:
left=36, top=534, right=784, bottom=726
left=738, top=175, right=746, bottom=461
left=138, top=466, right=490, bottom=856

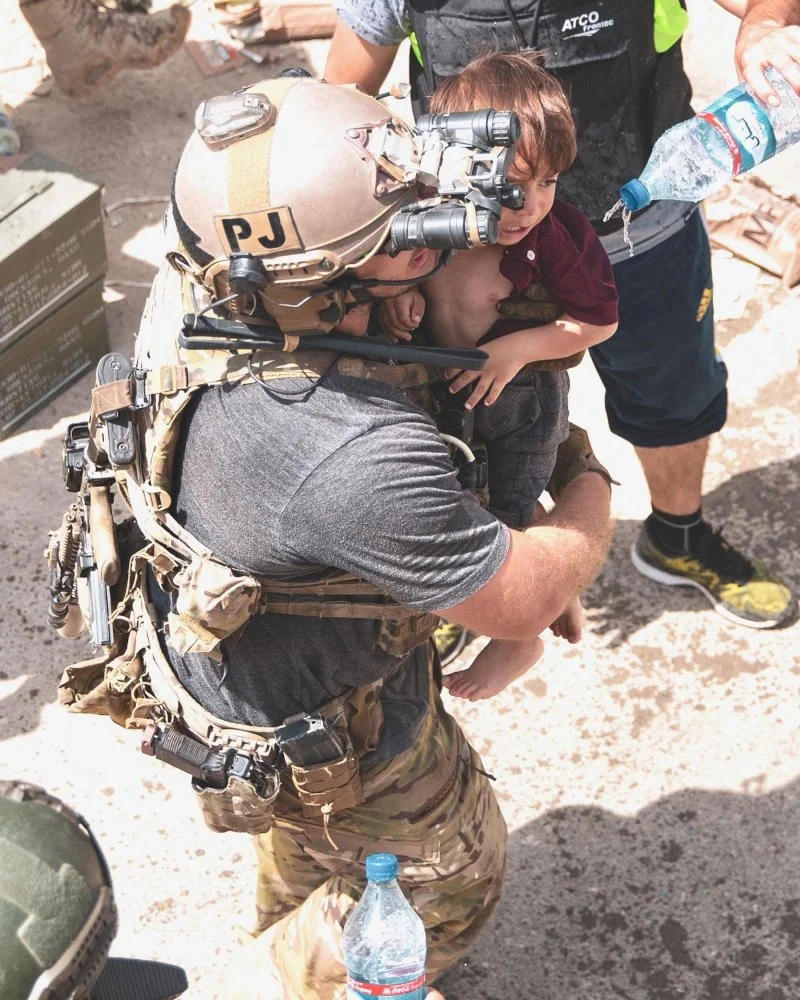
left=230, top=1, right=337, bottom=42
left=0, top=152, right=107, bottom=351
left=259, top=2, right=336, bottom=39
left=706, top=179, right=800, bottom=288
left=185, top=36, right=248, bottom=76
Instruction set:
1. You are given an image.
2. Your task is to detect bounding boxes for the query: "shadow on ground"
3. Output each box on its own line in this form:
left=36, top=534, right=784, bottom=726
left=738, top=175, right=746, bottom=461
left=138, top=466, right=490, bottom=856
left=439, top=777, right=800, bottom=1000
left=583, top=456, right=800, bottom=648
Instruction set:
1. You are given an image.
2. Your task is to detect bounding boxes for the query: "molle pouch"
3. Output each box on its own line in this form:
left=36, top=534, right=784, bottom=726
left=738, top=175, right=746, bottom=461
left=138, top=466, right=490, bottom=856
left=290, top=751, right=363, bottom=820
left=344, top=682, right=384, bottom=758
left=377, top=612, right=440, bottom=657
left=58, top=629, right=150, bottom=728
left=194, top=772, right=280, bottom=835
left=168, top=553, right=261, bottom=661
left=59, top=653, right=112, bottom=712
left=286, top=707, right=365, bottom=821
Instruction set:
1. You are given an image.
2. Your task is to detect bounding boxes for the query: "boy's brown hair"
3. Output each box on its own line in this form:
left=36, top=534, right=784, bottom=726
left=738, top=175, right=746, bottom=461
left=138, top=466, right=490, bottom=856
left=429, top=50, right=577, bottom=179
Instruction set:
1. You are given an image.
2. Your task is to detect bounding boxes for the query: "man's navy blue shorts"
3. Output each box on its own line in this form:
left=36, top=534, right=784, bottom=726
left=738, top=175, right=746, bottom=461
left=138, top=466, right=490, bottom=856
left=589, top=209, right=728, bottom=449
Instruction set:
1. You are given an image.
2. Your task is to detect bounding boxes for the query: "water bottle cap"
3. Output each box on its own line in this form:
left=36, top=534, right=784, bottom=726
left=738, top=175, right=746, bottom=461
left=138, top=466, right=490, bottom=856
left=619, top=179, right=651, bottom=212
left=365, top=853, right=398, bottom=882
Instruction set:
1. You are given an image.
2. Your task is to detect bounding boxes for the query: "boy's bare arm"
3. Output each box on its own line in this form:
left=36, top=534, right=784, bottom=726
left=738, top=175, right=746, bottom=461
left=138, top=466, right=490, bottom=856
left=446, top=315, right=617, bottom=409
left=508, top=314, right=617, bottom=361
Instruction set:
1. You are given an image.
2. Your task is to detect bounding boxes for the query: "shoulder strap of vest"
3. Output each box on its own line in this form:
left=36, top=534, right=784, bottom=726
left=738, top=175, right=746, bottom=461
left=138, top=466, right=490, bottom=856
left=145, top=347, right=435, bottom=398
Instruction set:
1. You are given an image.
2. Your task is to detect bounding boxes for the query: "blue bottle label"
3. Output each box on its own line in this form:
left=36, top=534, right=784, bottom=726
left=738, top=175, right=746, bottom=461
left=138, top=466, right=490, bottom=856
left=346, top=973, right=426, bottom=998
left=704, top=88, right=776, bottom=173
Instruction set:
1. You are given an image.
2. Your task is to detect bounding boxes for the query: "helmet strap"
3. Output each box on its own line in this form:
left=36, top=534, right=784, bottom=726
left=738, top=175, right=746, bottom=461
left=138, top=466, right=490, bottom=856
left=337, top=249, right=453, bottom=309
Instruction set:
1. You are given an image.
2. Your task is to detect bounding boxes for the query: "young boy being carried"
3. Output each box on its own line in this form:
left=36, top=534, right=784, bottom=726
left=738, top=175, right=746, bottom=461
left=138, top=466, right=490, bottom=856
left=380, top=51, right=618, bottom=701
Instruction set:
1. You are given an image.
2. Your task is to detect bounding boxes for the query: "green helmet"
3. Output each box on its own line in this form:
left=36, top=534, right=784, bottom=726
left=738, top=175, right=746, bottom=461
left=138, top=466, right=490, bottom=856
left=0, top=782, right=117, bottom=999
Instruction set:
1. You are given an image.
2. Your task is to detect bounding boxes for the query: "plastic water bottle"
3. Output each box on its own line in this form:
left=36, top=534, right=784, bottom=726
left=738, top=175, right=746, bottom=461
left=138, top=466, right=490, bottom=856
left=0, top=103, right=21, bottom=156
left=343, top=853, right=427, bottom=999
left=619, top=67, right=800, bottom=212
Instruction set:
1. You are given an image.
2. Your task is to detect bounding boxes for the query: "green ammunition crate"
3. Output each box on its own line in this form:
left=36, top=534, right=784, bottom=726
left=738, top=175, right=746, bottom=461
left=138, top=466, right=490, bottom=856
left=0, top=278, right=108, bottom=439
left=0, top=152, right=107, bottom=351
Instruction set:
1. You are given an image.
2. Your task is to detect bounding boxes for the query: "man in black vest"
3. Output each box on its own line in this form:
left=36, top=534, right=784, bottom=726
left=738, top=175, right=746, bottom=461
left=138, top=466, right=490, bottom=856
left=325, top=0, right=800, bottom=630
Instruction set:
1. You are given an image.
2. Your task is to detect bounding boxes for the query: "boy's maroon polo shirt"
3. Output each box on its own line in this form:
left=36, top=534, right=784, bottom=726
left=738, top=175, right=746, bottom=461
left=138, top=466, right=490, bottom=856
left=483, top=199, right=619, bottom=343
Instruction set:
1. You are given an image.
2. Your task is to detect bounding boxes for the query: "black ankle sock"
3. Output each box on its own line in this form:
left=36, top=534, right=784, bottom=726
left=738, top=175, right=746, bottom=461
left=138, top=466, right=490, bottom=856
left=645, top=506, right=706, bottom=553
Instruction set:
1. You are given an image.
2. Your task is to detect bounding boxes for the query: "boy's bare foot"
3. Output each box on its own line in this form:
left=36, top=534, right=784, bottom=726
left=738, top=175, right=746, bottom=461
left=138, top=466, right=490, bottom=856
left=442, top=636, right=543, bottom=701
left=549, top=594, right=584, bottom=644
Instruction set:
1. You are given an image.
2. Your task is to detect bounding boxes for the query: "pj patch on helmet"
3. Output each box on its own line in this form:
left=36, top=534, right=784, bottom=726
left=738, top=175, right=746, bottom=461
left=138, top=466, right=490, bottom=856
left=169, top=74, right=522, bottom=340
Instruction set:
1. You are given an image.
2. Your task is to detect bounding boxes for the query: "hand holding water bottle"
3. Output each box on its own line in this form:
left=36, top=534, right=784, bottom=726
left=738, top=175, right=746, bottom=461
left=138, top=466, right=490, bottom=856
left=735, top=19, right=800, bottom=106
left=611, top=67, right=800, bottom=223
left=344, top=853, right=444, bottom=1000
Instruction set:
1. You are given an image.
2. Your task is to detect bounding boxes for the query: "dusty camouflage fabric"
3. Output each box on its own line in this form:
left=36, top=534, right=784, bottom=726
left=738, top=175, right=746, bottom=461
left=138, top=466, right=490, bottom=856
left=496, top=281, right=586, bottom=371
left=195, top=774, right=281, bottom=835
left=168, top=553, right=261, bottom=661
left=290, top=749, right=364, bottom=819
left=215, top=683, right=507, bottom=1000
left=547, top=422, right=619, bottom=499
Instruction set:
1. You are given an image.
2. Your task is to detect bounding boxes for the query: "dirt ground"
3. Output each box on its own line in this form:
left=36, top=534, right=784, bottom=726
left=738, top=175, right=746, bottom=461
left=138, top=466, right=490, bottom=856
left=1, top=2, right=800, bottom=998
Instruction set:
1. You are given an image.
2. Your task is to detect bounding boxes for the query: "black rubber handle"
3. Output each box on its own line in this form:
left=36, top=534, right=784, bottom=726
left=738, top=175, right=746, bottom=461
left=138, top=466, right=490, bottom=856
left=181, top=315, right=488, bottom=371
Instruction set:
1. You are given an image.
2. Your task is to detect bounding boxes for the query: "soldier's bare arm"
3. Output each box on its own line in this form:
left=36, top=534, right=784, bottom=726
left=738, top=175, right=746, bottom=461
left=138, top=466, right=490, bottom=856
left=437, top=472, right=613, bottom=641
left=325, top=20, right=399, bottom=93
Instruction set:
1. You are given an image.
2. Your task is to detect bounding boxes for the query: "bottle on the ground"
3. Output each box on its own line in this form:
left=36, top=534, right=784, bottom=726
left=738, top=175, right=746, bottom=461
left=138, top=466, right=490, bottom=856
left=343, top=853, right=427, bottom=999
left=0, top=102, right=21, bottom=156
left=619, top=67, right=800, bottom=212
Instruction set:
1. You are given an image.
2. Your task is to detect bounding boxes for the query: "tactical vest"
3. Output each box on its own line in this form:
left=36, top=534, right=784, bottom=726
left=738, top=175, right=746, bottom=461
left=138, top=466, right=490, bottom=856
left=57, top=262, right=444, bottom=839
left=406, top=0, right=694, bottom=224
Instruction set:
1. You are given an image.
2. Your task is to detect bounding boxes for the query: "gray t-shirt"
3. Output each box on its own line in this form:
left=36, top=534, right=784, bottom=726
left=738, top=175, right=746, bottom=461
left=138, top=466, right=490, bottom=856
left=158, top=373, right=509, bottom=764
left=332, top=0, right=696, bottom=262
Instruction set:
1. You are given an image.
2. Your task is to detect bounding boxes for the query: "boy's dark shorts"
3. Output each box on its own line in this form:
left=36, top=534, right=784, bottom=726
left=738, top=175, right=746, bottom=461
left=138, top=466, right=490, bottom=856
left=474, top=369, right=569, bottom=529
left=590, top=209, right=728, bottom=449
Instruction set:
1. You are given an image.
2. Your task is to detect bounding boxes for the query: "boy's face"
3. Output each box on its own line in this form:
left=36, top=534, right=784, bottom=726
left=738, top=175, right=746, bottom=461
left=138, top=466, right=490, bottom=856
left=497, top=158, right=559, bottom=245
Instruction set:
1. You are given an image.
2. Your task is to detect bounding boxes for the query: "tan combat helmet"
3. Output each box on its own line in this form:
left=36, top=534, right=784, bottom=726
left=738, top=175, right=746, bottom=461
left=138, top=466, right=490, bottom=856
left=170, top=75, right=423, bottom=335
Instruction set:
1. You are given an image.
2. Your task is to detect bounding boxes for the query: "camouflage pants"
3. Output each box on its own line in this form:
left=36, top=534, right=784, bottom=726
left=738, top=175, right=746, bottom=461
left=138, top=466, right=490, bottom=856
left=217, top=679, right=507, bottom=1000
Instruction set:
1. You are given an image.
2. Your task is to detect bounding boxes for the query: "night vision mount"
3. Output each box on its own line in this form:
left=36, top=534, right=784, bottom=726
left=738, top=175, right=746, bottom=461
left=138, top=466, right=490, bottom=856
left=381, top=108, right=524, bottom=254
